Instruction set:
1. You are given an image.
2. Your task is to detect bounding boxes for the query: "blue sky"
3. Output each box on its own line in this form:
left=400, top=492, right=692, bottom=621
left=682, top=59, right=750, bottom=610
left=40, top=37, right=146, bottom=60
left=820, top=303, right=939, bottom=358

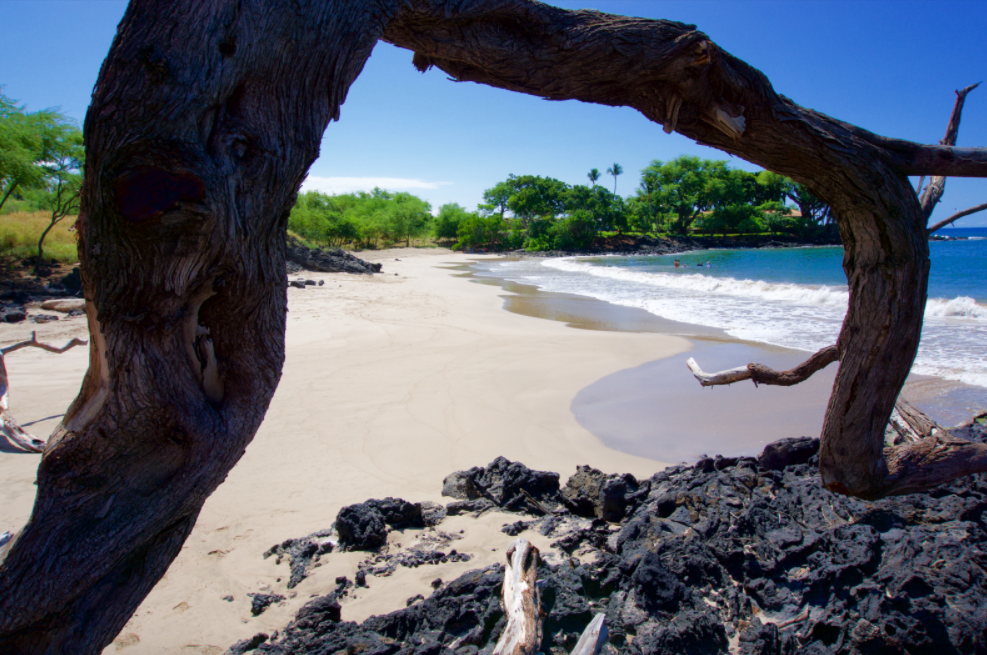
left=2, top=0, right=985, bottom=225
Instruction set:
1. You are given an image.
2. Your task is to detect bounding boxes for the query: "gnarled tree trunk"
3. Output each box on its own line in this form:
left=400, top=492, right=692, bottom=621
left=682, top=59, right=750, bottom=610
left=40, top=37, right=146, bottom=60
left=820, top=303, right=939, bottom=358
left=1, top=1, right=985, bottom=651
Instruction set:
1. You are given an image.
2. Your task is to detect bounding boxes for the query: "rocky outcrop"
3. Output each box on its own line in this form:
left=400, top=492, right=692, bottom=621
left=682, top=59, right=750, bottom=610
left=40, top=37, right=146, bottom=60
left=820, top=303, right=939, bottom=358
left=239, top=422, right=987, bottom=654
left=441, top=456, right=562, bottom=513
left=285, top=236, right=382, bottom=275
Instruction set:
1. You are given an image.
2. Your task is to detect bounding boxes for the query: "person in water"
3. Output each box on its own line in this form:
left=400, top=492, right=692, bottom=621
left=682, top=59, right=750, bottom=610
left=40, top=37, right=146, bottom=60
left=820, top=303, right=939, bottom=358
left=674, top=259, right=680, bottom=268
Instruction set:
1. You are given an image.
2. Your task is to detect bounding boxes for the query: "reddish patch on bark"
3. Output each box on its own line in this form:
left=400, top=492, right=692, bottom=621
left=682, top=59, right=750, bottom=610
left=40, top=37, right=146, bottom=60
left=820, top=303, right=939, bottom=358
left=116, top=166, right=204, bottom=223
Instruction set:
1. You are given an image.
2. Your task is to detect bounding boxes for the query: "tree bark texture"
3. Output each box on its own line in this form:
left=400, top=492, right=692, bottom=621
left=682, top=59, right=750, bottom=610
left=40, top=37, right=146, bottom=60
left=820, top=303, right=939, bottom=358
left=1, top=0, right=986, bottom=651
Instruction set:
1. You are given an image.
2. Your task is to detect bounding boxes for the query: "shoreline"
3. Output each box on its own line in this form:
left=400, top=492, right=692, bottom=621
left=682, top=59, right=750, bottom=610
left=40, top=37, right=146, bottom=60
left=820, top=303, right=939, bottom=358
left=0, top=248, right=692, bottom=652
left=465, top=255, right=987, bottom=457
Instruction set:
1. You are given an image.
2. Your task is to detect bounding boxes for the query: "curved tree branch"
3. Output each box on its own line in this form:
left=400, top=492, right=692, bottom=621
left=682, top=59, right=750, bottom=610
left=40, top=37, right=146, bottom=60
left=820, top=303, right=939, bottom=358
left=927, top=201, right=987, bottom=234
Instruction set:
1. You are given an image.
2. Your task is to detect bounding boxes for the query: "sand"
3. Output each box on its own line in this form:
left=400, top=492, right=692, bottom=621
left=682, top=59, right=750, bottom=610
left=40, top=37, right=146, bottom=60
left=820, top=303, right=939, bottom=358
left=0, top=249, right=690, bottom=653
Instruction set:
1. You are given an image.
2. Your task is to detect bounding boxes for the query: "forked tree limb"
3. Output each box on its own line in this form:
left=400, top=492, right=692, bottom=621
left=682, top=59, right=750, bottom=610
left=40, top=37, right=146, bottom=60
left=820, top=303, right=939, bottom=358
left=493, top=539, right=542, bottom=655
left=928, top=201, right=987, bottom=235
left=919, top=82, right=980, bottom=218
left=0, top=333, right=87, bottom=453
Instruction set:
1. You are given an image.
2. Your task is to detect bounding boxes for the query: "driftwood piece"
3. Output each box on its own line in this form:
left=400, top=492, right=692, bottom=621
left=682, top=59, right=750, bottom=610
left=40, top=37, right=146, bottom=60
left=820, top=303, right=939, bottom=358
left=686, top=345, right=839, bottom=388
left=0, top=332, right=87, bottom=453
left=493, top=539, right=542, bottom=655
left=571, top=613, right=608, bottom=655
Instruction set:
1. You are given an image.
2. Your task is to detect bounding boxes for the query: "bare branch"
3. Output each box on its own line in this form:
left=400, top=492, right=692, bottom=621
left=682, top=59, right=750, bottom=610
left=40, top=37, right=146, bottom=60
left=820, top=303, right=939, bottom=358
left=1, top=332, right=88, bottom=356
left=919, top=82, right=980, bottom=219
left=687, top=345, right=839, bottom=388
left=928, top=202, right=987, bottom=234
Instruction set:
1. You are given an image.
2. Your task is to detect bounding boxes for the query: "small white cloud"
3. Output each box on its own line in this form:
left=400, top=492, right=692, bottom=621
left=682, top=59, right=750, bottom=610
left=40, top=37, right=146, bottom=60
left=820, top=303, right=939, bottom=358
left=301, top=176, right=452, bottom=195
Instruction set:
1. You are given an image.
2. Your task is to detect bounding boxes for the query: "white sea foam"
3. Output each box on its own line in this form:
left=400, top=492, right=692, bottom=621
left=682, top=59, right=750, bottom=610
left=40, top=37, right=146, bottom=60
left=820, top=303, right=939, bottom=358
left=926, top=296, right=987, bottom=319
left=490, top=256, right=987, bottom=389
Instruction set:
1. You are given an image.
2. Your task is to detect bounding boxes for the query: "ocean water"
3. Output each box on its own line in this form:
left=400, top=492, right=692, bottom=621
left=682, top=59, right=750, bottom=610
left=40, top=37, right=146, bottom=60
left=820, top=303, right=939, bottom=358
left=484, top=227, right=987, bottom=389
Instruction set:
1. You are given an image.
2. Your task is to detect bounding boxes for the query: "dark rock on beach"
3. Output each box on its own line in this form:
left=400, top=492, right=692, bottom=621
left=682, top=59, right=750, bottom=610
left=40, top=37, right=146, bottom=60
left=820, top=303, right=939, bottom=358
left=248, top=593, right=285, bottom=616
left=757, top=436, right=819, bottom=471
left=562, top=465, right=645, bottom=522
left=285, top=236, right=382, bottom=275
left=264, top=529, right=335, bottom=589
left=441, top=456, right=562, bottom=514
left=239, top=425, right=987, bottom=654
left=335, top=497, right=434, bottom=551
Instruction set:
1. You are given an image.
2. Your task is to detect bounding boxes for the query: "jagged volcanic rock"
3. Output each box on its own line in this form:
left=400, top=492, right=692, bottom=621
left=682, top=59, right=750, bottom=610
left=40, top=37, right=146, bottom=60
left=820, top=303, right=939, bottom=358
left=238, top=422, right=987, bottom=654
left=285, top=236, right=382, bottom=275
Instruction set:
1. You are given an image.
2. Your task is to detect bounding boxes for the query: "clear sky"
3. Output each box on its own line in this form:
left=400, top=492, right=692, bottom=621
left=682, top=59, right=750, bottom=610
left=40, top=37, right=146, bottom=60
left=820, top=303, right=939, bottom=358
left=2, top=0, right=985, bottom=225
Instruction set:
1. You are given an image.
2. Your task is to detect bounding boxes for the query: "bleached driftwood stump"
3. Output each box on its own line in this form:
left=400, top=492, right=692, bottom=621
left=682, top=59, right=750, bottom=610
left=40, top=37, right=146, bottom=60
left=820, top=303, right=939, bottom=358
left=493, top=538, right=608, bottom=655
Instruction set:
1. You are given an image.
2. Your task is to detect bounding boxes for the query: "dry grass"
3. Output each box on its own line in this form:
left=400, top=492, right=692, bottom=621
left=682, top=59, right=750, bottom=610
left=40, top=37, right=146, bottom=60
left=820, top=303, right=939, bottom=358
left=0, top=211, right=79, bottom=263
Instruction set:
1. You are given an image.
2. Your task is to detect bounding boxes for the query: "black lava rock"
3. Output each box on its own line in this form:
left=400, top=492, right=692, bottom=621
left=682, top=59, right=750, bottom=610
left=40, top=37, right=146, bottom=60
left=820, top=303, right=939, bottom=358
left=562, top=465, right=644, bottom=522
left=335, top=498, right=429, bottom=551
left=248, top=593, right=285, bottom=616
left=441, top=456, right=562, bottom=513
left=234, top=429, right=987, bottom=654
left=263, top=529, right=334, bottom=589
left=229, top=632, right=269, bottom=654
left=757, top=436, right=820, bottom=471
left=285, top=236, right=382, bottom=275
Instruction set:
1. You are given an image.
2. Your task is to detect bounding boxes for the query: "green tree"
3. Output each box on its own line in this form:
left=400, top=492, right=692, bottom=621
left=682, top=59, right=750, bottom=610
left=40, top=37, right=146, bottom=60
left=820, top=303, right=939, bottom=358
left=0, top=93, right=75, bottom=215
left=32, top=122, right=84, bottom=261
left=587, top=168, right=601, bottom=187
left=434, top=203, right=472, bottom=242
left=480, top=180, right=512, bottom=217
left=386, top=191, right=432, bottom=246
left=606, top=162, right=623, bottom=195
left=503, top=174, right=568, bottom=224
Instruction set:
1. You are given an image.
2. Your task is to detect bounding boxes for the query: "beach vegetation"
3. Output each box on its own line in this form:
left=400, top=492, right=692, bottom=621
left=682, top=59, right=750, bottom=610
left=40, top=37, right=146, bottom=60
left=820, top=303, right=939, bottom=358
left=0, top=92, right=84, bottom=263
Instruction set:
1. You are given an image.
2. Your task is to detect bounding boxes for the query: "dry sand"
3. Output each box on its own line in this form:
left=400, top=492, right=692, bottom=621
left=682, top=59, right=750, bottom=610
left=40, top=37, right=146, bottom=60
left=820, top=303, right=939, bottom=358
left=0, top=248, right=690, bottom=653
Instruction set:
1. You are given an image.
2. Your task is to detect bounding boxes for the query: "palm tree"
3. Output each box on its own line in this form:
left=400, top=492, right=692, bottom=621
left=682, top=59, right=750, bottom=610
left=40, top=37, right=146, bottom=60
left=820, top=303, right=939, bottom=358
left=606, top=163, right=623, bottom=195
left=587, top=168, right=601, bottom=187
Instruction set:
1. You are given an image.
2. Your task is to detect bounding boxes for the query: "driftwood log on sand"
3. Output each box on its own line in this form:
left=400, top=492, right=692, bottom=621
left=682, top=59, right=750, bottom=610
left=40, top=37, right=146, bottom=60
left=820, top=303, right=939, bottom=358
left=0, top=332, right=87, bottom=453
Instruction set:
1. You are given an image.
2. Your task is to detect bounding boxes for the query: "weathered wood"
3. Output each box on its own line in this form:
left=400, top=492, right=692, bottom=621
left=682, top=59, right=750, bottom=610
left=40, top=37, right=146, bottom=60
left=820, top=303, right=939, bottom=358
left=493, top=539, right=542, bottom=655
left=686, top=345, right=839, bottom=388
left=0, top=333, right=87, bottom=453
left=918, top=83, right=980, bottom=219
left=570, top=613, right=608, bottom=655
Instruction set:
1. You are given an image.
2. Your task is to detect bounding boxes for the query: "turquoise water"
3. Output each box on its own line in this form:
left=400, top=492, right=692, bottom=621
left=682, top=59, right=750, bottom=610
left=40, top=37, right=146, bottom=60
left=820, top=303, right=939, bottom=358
left=489, top=228, right=987, bottom=388
left=618, top=227, right=986, bottom=303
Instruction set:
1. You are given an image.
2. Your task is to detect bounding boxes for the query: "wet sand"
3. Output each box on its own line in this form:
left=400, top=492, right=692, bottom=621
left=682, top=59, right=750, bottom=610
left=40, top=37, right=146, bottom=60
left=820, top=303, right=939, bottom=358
left=468, top=256, right=987, bottom=462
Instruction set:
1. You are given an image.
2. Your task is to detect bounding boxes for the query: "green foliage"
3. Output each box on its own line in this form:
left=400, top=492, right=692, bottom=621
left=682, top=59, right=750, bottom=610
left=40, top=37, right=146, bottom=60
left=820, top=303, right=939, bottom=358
left=434, top=203, right=473, bottom=242
left=0, top=92, right=82, bottom=217
left=456, top=214, right=508, bottom=251
left=288, top=188, right=431, bottom=249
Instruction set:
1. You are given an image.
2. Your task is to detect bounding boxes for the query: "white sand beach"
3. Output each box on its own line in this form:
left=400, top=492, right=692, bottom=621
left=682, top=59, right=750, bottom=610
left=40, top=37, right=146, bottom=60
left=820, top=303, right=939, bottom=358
left=0, top=249, right=690, bottom=653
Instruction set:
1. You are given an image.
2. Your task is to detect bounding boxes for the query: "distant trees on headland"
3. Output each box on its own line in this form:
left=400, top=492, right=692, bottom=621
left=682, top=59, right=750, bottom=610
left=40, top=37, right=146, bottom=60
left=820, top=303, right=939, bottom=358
left=287, top=156, right=836, bottom=252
